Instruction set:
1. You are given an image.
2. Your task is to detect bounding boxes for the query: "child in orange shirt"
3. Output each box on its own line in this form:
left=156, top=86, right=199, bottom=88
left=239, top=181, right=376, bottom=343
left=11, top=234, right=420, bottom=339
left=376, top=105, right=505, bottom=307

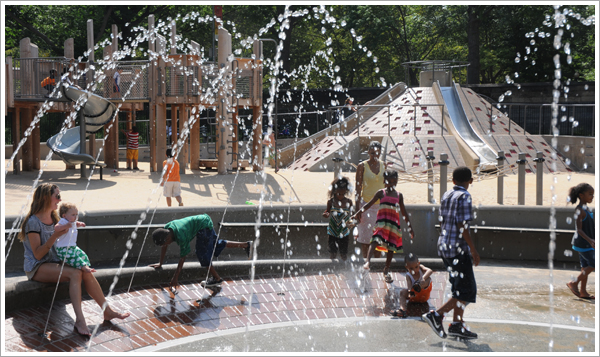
left=162, top=148, right=183, bottom=206
left=392, top=253, right=433, bottom=318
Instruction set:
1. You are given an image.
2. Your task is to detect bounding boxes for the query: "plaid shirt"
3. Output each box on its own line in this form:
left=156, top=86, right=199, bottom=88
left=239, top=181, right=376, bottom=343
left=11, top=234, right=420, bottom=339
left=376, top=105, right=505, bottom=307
left=437, top=185, right=473, bottom=258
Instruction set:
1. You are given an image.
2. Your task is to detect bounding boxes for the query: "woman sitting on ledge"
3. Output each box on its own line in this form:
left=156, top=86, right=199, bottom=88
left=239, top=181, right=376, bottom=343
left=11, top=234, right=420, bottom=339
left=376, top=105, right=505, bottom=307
left=18, top=183, right=130, bottom=337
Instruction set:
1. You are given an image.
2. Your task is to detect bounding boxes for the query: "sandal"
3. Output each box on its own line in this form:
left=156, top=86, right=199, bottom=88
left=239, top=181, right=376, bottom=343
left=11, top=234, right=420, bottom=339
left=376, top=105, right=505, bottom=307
left=566, top=282, right=580, bottom=298
left=580, top=295, right=595, bottom=300
left=391, top=309, right=407, bottom=318
left=384, top=273, right=394, bottom=284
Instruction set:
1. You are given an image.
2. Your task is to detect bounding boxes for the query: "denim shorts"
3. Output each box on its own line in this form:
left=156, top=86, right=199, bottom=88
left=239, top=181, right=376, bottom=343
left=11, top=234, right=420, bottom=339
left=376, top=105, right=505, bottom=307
left=195, top=228, right=227, bottom=267
left=578, top=249, right=595, bottom=269
left=442, top=253, right=477, bottom=303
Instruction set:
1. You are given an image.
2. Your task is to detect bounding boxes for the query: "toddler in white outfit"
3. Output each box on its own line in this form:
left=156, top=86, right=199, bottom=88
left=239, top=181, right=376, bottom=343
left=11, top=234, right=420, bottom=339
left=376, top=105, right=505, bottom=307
left=55, top=202, right=95, bottom=273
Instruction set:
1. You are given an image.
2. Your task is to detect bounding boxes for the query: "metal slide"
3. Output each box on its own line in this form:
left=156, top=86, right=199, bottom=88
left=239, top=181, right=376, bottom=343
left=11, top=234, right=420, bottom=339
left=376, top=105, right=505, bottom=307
left=46, top=86, right=116, bottom=167
left=440, top=83, right=497, bottom=170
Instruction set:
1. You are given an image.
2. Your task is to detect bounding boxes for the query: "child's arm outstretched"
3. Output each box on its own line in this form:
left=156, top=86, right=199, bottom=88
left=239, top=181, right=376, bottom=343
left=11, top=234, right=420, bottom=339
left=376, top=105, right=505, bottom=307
left=576, top=208, right=595, bottom=249
left=351, top=189, right=384, bottom=223
left=398, top=193, right=414, bottom=240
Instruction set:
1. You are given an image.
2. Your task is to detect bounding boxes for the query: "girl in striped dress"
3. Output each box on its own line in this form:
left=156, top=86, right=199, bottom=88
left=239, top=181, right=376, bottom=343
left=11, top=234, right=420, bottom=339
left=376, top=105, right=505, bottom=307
left=352, top=169, right=414, bottom=283
left=323, top=177, right=354, bottom=261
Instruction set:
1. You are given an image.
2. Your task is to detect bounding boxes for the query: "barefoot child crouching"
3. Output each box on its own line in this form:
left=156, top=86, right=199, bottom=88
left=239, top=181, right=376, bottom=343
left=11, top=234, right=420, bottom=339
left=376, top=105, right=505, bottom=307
left=150, top=214, right=253, bottom=291
left=55, top=202, right=95, bottom=273
left=392, top=253, right=433, bottom=318
left=322, top=177, right=354, bottom=261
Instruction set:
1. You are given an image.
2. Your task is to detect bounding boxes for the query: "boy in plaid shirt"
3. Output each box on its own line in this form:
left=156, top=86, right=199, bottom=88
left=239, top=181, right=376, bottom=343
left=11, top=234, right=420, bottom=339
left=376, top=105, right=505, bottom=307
left=423, top=166, right=480, bottom=340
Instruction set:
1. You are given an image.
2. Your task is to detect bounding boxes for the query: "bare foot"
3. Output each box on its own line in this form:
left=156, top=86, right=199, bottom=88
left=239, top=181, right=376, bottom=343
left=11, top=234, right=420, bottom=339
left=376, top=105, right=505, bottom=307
left=103, top=307, right=131, bottom=321
left=74, top=321, right=91, bottom=337
left=82, top=266, right=96, bottom=273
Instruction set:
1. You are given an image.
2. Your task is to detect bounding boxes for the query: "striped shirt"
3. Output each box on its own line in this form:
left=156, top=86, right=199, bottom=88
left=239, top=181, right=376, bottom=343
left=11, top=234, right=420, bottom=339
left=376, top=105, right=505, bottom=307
left=327, top=207, right=352, bottom=238
left=437, top=185, right=473, bottom=258
left=126, top=132, right=139, bottom=150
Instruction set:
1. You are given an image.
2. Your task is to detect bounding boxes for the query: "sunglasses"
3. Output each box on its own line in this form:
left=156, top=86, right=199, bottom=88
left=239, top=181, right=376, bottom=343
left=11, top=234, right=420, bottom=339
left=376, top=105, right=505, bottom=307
left=54, top=193, right=61, bottom=200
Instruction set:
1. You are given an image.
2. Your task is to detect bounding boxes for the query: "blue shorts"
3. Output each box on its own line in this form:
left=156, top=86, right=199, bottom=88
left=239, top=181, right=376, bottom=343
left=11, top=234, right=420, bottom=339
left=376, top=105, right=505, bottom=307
left=195, top=228, right=227, bottom=267
left=442, top=253, right=477, bottom=303
left=578, top=249, right=595, bottom=269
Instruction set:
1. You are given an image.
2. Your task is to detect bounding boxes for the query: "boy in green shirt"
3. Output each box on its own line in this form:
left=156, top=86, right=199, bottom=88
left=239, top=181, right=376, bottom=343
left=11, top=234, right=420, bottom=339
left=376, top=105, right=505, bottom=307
left=149, top=214, right=252, bottom=289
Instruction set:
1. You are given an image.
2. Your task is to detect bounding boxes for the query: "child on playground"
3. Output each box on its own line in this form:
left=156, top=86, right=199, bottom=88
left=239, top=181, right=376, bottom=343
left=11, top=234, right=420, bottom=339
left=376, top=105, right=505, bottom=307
left=161, top=148, right=183, bottom=207
left=113, top=69, right=121, bottom=98
left=41, top=69, right=57, bottom=97
left=351, top=169, right=414, bottom=283
left=149, top=214, right=253, bottom=290
left=322, top=176, right=354, bottom=261
left=566, top=183, right=595, bottom=300
left=392, top=253, right=433, bottom=318
left=54, top=202, right=95, bottom=273
left=120, top=125, right=140, bottom=170
left=423, top=166, right=479, bottom=340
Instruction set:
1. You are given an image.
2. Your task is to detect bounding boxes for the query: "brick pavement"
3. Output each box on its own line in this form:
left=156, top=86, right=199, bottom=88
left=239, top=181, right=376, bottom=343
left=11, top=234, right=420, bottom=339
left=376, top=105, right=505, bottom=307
left=3, top=270, right=446, bottom=352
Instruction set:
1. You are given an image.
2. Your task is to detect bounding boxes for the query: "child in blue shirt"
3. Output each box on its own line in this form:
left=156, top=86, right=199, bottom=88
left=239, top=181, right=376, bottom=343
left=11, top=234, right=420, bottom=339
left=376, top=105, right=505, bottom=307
left=566, top=183, right=595, bottom=300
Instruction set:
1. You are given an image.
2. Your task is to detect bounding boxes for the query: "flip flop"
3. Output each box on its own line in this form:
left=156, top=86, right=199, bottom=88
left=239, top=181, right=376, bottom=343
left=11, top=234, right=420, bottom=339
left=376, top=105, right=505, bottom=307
left=566, top=283, right=580, bottom=298
left=580, top=295, right=595, bottom=300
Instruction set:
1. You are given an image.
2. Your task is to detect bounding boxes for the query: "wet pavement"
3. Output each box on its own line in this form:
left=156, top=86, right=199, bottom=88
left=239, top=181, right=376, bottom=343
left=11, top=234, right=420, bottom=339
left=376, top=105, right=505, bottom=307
left=3, top=262, right=596, bottom=353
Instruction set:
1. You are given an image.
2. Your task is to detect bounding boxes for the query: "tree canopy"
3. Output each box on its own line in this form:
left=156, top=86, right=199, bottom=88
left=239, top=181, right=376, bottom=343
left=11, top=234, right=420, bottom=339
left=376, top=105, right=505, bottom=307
left=5, top=4, right=595, bottom=89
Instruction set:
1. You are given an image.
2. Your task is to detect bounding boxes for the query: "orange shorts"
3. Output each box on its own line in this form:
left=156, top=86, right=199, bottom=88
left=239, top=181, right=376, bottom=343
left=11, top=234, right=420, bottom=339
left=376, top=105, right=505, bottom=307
left=126, top=149, right=138, bottom=160
left=409, top=282, right=432, bottom=303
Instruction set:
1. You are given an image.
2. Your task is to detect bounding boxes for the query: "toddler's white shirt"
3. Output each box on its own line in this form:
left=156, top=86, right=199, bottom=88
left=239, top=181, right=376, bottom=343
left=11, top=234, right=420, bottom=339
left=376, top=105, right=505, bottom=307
left=55, top=217, right=78, bottom=248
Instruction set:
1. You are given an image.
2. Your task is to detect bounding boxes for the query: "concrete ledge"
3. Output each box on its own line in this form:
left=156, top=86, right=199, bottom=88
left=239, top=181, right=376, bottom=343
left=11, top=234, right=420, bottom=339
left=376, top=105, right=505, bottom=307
left=4, top=257, right=446, bottom=313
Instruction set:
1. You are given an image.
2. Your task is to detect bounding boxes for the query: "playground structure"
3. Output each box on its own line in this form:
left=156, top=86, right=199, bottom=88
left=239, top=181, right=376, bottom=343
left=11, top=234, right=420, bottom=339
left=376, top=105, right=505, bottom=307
left=281, top=60, right=578, bottom=183
left=5, top=16, right=265, bottom=177
left=5, top=18, right=592, bottom=182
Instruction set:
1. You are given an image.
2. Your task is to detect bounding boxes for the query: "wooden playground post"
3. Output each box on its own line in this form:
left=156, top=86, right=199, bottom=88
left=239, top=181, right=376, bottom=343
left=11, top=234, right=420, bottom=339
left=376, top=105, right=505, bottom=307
left=155, top=33, right=167, bottom=173
left=32, top=114, right=40, bottom=170
left=148, top=14, right=157, bottom=172
left=64, top=38, right=76, bottom=169
left=103, top=45, right=117, bottom=169
left=252, top=40, right=263, bottom=172
left=21, top=108, right=33, bottom=171
left=11, top=107, right=21, bottom=174
left=190, top=104, right=200, bottom=170
left=217, top=27, right=233, bottom=174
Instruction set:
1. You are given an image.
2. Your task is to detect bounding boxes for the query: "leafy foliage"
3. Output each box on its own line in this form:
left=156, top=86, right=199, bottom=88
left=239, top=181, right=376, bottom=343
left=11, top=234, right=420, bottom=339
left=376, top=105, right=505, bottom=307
left=4, top=4, right=595, bottom=88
